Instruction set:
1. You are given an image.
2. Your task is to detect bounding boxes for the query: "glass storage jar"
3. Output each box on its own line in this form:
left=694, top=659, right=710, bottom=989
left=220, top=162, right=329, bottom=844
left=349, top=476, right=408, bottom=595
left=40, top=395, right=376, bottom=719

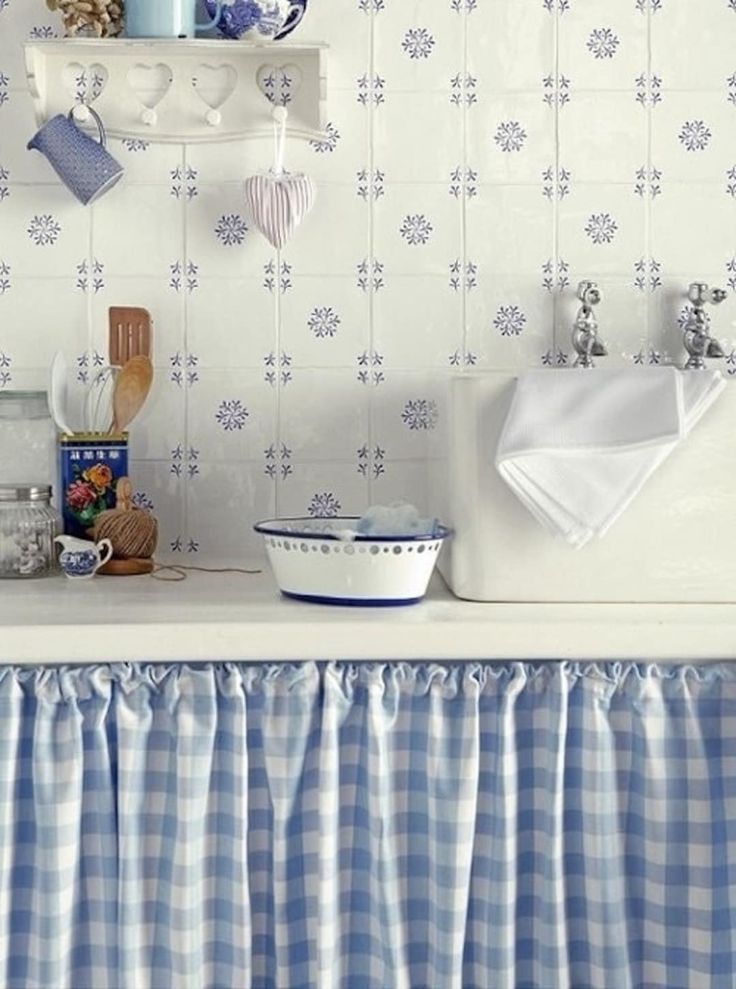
left=0, top=392, right=57, bottom=489
left=0, top=485, right=61, bottom=578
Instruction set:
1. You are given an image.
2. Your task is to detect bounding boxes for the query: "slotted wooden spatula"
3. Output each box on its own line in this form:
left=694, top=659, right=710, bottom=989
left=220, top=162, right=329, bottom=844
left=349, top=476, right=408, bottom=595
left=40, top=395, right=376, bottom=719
left=109, top=307, right=152, bottom=367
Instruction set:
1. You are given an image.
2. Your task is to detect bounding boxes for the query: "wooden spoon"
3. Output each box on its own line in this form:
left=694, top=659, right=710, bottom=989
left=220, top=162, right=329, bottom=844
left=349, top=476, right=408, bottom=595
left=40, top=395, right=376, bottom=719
left=110, top=356, right=153, bottom=434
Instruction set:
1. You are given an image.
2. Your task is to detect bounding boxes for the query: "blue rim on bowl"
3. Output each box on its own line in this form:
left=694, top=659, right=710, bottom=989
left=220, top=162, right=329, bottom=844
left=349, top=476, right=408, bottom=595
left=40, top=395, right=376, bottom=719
left=253, top=516, right=453, bottom=543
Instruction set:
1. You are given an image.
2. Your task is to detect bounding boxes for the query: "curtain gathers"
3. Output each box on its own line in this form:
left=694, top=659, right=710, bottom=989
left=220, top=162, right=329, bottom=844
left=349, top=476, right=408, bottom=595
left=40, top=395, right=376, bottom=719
left=0, top=661, right=733, bottom=989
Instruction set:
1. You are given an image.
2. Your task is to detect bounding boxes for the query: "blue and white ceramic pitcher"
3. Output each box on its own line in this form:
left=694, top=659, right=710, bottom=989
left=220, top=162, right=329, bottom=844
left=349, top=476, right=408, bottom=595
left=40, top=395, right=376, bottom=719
left=125, top=0, right=223, bottom=38
left=27, top=107, right=124, bottom=206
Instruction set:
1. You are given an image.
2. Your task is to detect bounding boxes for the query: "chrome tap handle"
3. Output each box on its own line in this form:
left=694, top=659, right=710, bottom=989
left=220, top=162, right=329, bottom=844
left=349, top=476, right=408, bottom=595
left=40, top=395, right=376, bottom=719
left=683, top=282, right=727, bottom=370
left=573, top=281, right=607, bottom=368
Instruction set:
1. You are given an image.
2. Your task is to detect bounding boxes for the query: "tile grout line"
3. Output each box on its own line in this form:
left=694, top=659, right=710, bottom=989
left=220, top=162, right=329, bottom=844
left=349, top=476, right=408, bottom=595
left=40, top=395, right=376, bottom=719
left=460, top=2, right=469, bottom=370
left=645, top=2, right=653, bottom=357
left=367, top=3, right=376, bottom=505
left=552, top=2, right=561, bottom=357
left=180, top=142, right=190, bottom=550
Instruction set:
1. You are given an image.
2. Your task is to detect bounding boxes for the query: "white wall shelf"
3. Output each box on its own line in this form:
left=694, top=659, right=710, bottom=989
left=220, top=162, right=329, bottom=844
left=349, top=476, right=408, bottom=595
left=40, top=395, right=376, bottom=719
left=24, top=38, right=328, bottom=143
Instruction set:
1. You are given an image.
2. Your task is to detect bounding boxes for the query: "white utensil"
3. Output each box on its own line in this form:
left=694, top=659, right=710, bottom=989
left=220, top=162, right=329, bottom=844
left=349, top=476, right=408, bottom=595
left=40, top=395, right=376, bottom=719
left=85, top=365, right=119, bottom=433
left=49, top=351, right=74, bottom=436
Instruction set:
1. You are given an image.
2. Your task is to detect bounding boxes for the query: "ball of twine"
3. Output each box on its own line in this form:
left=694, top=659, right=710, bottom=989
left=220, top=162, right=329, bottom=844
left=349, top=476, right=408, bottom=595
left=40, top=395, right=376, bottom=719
left=93, top=508, right=158, bottom=560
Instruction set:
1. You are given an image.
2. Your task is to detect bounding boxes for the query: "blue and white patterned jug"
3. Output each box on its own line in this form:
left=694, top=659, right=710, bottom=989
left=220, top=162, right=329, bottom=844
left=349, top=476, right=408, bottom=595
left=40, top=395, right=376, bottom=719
left=27, top=107, right=124, bottom=206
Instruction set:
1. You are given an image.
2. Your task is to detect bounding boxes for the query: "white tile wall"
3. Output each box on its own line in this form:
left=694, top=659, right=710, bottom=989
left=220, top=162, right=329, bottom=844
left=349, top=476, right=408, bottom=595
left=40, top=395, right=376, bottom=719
left=1, top=0, right=736, bottom=558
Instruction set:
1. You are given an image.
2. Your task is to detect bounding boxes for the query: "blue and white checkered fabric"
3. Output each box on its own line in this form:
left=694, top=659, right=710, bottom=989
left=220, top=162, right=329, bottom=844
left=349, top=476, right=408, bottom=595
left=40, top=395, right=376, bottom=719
left=0, top=661, right=734, bottom=989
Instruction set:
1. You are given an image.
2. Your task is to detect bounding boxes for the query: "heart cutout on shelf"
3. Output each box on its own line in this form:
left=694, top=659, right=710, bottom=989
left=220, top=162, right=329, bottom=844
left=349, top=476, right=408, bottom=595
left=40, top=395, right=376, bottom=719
left=191, top=63, right=238, bottom=110
left=126, top=63, right=173, bottom=110
left=256, top=63, right=303, bottom=108
left=62, top=62, right=108, bottom=104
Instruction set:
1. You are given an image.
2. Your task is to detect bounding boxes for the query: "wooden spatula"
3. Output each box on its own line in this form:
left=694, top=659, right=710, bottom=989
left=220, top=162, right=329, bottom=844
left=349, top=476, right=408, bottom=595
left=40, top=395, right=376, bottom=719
left=110, top=356, right=154, bottom=434
left=109, top=307, right=152, bottom=367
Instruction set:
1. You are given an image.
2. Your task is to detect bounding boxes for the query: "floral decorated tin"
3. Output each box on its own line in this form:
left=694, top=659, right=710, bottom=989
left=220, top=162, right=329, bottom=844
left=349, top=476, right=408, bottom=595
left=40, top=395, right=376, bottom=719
left=59, top=433, right=128, bottom=538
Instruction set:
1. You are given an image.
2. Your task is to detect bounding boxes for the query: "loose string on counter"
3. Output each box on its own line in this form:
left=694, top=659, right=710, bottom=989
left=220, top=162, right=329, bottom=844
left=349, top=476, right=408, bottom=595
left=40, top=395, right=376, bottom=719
left=150, top=563, right=262, bottom=582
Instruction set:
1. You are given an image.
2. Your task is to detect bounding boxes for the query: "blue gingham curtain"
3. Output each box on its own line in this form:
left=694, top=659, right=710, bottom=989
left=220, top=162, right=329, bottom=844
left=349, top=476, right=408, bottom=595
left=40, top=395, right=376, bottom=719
left=0, top=661, right=734, bottom=989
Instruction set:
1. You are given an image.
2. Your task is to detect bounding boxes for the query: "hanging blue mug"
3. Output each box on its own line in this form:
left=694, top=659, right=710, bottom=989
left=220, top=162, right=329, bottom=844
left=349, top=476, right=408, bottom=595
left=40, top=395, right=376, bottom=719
left=27, top=107, right=124, bottom=206
left=125, top=0, right=223, bottom=38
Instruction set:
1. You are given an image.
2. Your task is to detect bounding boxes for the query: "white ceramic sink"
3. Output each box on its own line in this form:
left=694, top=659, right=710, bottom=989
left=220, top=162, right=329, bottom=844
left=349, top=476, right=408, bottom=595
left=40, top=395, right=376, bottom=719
left=437, top=371, right=736, bottom=603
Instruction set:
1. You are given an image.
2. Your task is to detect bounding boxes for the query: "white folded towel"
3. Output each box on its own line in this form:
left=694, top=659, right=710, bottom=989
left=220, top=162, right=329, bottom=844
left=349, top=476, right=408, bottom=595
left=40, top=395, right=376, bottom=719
left=495, top=367, right=726, bottom=548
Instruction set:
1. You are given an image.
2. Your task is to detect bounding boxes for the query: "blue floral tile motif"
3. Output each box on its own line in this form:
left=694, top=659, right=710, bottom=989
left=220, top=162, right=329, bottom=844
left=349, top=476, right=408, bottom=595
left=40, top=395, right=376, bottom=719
left=215, top=214, right=248, bottom=246
left=0, top=352, right=12, bottom=388
left=0, top=165, right=9, bottom=201
left=76, top=350, right=105, bottom=385
left=171, top=166, right=198, bottom=200
left=169, top=261, right=199, bottom=293
left=308, top=491, right=341, bottom=517
left=449, top=167, right=477, bottom=199
left=449, top=350, right=477, bottom=367
left=264, top=351, right=293, bottom=386
left=451, top=0, right=477, bottom=11
left=587, top=28, right=619, bottom=60
left=541, top=259, right=570, bottom=292
left=449, top=259, right=478, bottom=291
left=634, top=258, right=662, bottom=292
left=259, top=66, right=299, bottom=107
left=27, top=214, right=61, bottom=246
left=358, top=0, right=384, bottom=12
left=0, top=261, right=10, bottom=294
left=635, top=165, right=662, bottom=198
left=308, top=306, right=341, bottom=338
left=72, top=67, right=106, bottom=104
left=170, top=444, right=184, bottom=477
left=310, top=123, right=340, bottom=154
left=726, top=166, right=736, bottom=196
left=121, top=139, right=150, bottom=152
left=726, top=350, right=736, bottom=377
left=585, top=212, right=618, bottom=245
left=494, top=305, right=527, bottom=337
left=450, top=73, right=477, bottom=108
left=357, top=350, right=385, bottom=386
left=169, top=352, right=199, bottom=387
left=543, top=74, right=571, bottom=108
left=133, top=491, right=154, bottom=511
left=402, top=399, right=438, bottom=431
left=636, top=0, right=664, bottom=11
left=633, top=348, right=665, bottom=366
left=76, top=259, right=105, bottom=293
left=543, top=0, right=571, bottom=12
left=0, top=73, right=9, bottom=107
left=400, top=214, right=433, bottom=246
left=356, top=259, right=384, bottom=292
left=726, top=258, right=736, bottom=291
left=494, top=121, right=527, bottom=153
left=636, top=74, right=662, bottom=108
left=357, top=444, right=385, bottom=479
left=263, top=260, right=292, bottom=294
left=542, top=349, right=569, bottom=367
left=357, top=75, right=385, bottom=107
left=215, top=399, right=249, bottom=432
left=402, top=28, right=436, bottom=60
left=357, top=169, right=385, bottom=201
left=29, top=25, right=57, bottom=38
left=264, top=443, right=293, bottom=480
left=679, top=120, right=712, bottom=151
left=542, top=166, right=571, bottom=199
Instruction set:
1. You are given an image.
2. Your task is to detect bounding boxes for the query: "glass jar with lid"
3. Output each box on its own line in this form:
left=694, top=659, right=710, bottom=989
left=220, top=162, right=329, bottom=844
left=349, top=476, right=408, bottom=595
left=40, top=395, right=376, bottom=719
left=0, top=392, right=57, bottom=489
left=0, top=485, right=61, bottom=578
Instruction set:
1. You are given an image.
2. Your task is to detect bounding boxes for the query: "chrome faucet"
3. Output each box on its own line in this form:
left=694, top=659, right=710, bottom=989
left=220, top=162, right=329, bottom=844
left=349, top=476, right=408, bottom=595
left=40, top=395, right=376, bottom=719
left=572, top=281, right=607, bottom=368
left=682, top=282, right=727, bottom=370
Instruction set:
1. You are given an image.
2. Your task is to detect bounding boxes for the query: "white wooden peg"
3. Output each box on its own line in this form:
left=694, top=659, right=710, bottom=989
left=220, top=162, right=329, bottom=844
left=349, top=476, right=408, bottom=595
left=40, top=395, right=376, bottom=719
left=205, top=108, right=221, bottom=127
left=141, top=108, right=157, bottom=127
left=71, top=103, right=91, bottom=123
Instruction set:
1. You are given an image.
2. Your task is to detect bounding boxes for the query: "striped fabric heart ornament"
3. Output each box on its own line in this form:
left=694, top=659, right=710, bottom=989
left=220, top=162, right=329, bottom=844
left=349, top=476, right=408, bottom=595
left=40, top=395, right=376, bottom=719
left=243, top=170, right=316, bottom=250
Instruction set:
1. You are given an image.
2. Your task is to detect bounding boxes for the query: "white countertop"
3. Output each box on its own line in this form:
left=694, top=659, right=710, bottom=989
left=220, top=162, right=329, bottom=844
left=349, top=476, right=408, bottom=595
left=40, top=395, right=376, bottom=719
left=1, top=567, right=736, bottom=664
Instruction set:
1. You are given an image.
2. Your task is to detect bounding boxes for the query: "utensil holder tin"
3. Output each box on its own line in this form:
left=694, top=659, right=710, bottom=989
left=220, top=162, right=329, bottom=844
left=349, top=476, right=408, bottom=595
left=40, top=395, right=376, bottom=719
left=59, top=433, right=128, bottom=538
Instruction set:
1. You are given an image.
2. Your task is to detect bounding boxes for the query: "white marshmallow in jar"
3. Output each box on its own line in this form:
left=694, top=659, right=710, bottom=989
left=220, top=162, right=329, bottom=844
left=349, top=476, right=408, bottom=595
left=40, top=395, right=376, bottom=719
left=0, top=485, right=61, bottom=578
